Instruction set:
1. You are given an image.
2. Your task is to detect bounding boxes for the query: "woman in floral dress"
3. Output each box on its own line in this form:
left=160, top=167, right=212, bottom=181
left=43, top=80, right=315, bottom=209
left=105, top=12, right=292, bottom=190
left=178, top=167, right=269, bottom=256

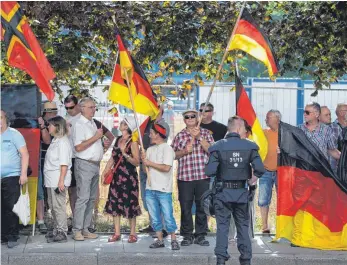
left=102, top=116, right=141, bottom=243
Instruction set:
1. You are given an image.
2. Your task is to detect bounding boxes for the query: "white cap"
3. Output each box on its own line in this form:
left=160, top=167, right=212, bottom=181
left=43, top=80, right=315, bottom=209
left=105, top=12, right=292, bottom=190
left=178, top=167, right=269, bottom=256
left=123, top=115, right=137, bottom=132
left=167, top=100, right=174, bottom=107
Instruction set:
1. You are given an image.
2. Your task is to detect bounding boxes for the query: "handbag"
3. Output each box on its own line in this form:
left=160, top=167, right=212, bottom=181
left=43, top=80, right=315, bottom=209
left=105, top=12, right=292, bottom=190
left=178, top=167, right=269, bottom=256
left=12, top=183, right=31, bottom=226
left=103, top=139, right=131, bottom=185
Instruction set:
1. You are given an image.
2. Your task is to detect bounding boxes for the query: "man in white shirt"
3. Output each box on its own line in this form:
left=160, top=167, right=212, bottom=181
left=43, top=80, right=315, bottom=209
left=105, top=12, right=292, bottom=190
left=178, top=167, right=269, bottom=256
left=72, top=97, right=104, bottom=241
left=65, top=95, right=114, bottom=234
left=141, top=123, right=179, bottom=250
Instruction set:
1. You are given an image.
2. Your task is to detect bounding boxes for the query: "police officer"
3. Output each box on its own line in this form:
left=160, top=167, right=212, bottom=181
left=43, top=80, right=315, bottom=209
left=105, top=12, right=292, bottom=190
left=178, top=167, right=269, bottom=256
left=205, top=116, right=265, bottom=265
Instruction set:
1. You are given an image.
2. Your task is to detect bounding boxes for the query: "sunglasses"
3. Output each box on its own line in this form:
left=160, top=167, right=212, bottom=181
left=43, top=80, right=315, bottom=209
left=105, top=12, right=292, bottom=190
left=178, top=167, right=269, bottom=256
left=199, top=109, right=212, bottom=113
left=65, top=105, right=76, bottom=110
left=304, top=110, right=313, bottom=115
left=184, top=114, right=196, bottom=120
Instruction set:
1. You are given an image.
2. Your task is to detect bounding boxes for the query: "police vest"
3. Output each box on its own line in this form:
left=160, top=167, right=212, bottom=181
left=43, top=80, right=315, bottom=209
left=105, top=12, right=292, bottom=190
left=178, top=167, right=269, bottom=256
left=214, top=137, right=257, bottom=181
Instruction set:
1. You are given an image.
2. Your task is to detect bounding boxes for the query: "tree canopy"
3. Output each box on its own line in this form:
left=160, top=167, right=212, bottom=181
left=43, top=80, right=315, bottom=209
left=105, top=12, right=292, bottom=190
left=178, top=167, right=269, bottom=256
left=1, top=1, right=346, bottom=99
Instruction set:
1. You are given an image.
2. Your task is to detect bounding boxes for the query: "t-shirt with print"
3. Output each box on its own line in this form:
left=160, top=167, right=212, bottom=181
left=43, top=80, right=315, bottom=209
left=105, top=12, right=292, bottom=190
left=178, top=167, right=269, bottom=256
left=145, top=143, right=175, bottom=193
left=200, top=120, right=228, bottom=142
left=1, top=127, right=26, bottom=178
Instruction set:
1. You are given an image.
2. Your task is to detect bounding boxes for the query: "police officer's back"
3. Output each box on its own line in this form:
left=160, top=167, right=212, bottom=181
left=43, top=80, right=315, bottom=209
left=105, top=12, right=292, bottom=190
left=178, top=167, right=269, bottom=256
left=205, top=116, right=265, bottom=265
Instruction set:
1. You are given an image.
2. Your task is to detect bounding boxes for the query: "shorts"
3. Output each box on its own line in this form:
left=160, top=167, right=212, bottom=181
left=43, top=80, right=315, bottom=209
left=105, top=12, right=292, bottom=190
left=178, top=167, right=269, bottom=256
left=258, top=170, right=277, bottom=207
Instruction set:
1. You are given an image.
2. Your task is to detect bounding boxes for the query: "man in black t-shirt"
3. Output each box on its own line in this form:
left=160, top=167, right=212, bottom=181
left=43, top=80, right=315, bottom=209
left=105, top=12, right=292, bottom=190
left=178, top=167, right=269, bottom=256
left=199, top=102, right=228, bottom=142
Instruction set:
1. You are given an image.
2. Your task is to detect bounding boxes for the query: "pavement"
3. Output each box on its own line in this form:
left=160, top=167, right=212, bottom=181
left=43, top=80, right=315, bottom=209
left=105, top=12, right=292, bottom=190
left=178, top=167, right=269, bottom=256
left=1, top=234, right=346, bottom=265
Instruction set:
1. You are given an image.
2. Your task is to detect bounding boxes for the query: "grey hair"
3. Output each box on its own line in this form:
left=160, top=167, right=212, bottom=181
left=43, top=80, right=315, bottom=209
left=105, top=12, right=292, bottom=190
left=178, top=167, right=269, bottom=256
left=336, top=103, right=347, bottom=116
left=267, top=109, right=282, bottom=120
left=79, top=97, right=95, bottom=107
left=306, top=102, right=321, bottom=114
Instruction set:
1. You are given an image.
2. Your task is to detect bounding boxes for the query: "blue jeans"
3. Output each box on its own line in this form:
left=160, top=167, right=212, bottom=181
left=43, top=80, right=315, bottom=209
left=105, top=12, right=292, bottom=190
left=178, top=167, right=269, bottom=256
left=145, top=189, right=177, bottom=233
left=258, top=170, right=277, bottom=207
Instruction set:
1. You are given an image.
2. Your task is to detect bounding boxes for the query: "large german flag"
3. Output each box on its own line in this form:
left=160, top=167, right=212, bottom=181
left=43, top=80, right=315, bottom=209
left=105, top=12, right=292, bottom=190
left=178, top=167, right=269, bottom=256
left=1, top=1, right=55, bottom=101
left=109, top=29, right=159, bottom=120
left=229, top=9, right=279, bottom=77
left=236, top=75, right=268, bottom=160
left=276, top=122, right=347, bottom=250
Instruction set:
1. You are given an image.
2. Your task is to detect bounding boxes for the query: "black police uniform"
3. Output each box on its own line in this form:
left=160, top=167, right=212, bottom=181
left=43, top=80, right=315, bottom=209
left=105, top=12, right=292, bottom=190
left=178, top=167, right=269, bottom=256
left=205, top=132, right=265, bottom=265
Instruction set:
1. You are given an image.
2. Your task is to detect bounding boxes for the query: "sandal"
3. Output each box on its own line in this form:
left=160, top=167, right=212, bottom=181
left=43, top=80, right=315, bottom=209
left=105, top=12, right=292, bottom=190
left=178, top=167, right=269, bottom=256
left=262, top=229, right=270, bottom=235
left=128, top=234, right=138, bottom=243
left=108, top=234, right=121, bottom=242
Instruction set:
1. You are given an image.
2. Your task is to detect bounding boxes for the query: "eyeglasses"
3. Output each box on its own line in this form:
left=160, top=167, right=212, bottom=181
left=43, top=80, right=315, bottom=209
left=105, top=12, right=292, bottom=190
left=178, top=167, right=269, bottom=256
left=184, top=114, right=196, bottom=120
left=65, top=105, right=76, bottom=110
left=304, top=110, right=313, bottom=115
left=199, top=109, right=212, bottom=113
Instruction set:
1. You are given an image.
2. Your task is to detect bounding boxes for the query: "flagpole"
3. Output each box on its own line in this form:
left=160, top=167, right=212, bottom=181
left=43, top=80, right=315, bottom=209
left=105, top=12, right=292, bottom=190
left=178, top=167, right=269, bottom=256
left=235, top=59, right=240, bottom=117
left=122, top=67, right=151, bottom=185
left=198, top=2, right=246, bottom=127
left=102, top=50, right=119, bottom=128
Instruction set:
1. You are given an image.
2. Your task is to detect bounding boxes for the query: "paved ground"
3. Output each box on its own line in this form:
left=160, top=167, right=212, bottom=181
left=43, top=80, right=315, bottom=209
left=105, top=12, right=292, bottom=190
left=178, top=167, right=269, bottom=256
left=1, top=234, right=346, bottom=265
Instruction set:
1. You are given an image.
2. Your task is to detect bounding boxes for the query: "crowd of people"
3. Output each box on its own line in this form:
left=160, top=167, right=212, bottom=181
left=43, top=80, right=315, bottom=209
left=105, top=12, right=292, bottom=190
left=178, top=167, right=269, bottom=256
left=1, top=96, right=346, bottom=262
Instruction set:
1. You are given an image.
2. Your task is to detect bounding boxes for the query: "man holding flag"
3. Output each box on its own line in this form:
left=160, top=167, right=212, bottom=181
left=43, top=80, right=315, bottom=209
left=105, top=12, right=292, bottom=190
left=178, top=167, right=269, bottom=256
left=277, top=119, right=347, bottom=250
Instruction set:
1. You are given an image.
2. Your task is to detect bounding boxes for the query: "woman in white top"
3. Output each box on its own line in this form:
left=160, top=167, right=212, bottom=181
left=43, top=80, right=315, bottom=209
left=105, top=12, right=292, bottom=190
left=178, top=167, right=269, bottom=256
left=44, top=116, right=72, bottom=243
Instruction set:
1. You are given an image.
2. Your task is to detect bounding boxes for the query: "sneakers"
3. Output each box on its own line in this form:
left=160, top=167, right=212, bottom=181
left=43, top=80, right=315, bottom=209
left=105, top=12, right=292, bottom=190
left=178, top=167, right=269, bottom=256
left=149, top=240, right=165, bottom=248
left=88, top=227, right=97, bottom=233
left=216, top=257, right=226, bottom=265
left=139, top=225, right=155, bottom=233
left=38, top=222, right=48, bottom=234
left=82, top=230, right=98, bottom=239
left=46, top=230, right=55, bottom=243
left=180, top=236, right=194, bottom=246
left=73, top=231, right=85, bottom=241
left=53, top=231, right=68, bottom=243
left=7, top=241, right=19, bottom=248
left=194, top=236, right=210, bottom=246
left=171, top=240, right=180, bottom=250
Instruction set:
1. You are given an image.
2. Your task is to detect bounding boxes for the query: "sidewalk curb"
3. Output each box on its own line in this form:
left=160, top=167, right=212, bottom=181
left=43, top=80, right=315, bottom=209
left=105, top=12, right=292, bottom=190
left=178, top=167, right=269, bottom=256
left=2, top=252, right=347, bottom=265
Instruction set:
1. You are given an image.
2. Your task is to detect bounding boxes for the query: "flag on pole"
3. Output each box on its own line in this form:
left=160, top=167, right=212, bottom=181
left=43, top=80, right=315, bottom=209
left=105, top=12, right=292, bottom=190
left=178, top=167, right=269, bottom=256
left=131, top=116, right=151, bottom=143
left=228, top=9, right=279, bottom=77
left=236, top=75, right=268, bottom=160
left=109, top=29, right=159, bottom=120
left=276, top=122, right=347, bottom=250
left=116, top=28, right=134, bottom=82
left=1, top=1, right=56, bottom=101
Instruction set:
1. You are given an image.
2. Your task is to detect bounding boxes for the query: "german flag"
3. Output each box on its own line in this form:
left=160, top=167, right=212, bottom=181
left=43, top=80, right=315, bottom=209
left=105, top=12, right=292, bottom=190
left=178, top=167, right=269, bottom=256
left=276, top=122, right=347, bottom=250
left=109, top=29, right=159, bottom=120
left=229, top=9, right=279, bottom=77
left=132, top=116, right=151, bottom=143
left=1, top=1, right=55, bottom=101
left=236, top=75, right=268, bottom=160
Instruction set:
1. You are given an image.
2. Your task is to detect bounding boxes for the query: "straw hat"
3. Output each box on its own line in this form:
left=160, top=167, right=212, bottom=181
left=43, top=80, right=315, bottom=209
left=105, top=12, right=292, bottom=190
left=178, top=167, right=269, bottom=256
left=182, top=109, right=198, bottom=116
left=123, top=115, right=137, bottom=132
left=43, top=102, right=58, bottom=113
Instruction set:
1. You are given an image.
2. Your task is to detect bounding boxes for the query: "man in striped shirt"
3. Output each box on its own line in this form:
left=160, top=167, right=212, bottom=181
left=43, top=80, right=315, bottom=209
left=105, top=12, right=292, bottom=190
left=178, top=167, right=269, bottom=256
left=298, top=102, right=340, bottom=163
left=171, top=109, right=214, bottom=247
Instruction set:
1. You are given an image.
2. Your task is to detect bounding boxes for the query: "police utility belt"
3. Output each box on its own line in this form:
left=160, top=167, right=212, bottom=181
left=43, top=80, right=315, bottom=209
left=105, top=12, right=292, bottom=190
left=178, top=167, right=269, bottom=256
left=223, top=180, right=248, bottom=189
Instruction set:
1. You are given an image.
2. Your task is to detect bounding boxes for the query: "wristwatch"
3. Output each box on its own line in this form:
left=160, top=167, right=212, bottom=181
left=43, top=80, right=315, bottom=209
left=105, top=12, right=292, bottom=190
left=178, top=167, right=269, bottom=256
left=40, top=126, right=47, bottom=130
left=125, top=154, right=130, bottom=159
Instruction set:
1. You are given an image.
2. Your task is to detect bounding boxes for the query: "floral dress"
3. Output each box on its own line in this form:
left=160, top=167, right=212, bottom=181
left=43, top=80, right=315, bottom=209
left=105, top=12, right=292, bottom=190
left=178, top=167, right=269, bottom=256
left=104, top=137, right=141, bottom=218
